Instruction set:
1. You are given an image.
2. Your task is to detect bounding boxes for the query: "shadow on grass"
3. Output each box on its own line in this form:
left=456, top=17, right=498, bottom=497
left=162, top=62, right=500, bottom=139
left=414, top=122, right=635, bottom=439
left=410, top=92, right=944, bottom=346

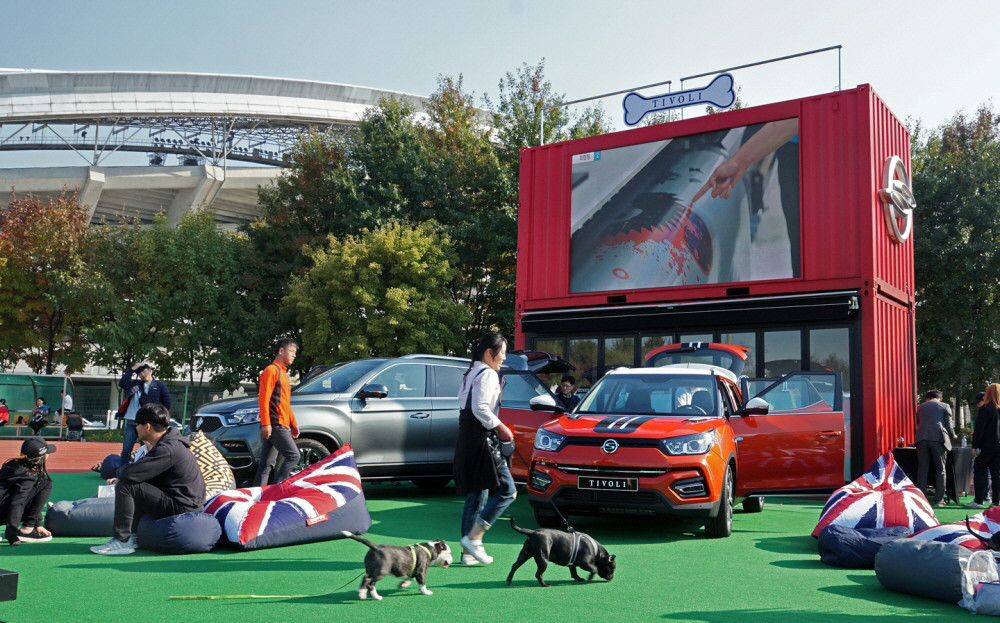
left=662, top=607, right=951, bottom=621
left=819, top=573, right=960, bottom=613
left=753, top=534, right=818, bottom=556
left=61, top=556, right=360, bottom=573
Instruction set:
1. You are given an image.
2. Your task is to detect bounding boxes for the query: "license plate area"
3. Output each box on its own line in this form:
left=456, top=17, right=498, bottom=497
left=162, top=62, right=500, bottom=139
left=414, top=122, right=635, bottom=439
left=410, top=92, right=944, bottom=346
left=578, top=476, right=638, bottom=491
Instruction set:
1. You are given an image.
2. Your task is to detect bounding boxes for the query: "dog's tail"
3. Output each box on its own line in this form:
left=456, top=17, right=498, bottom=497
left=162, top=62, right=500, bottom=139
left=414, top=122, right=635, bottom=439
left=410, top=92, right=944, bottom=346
left=509, top=517, right=535, bottom=535
left=340, top=531, right=378, bottom=550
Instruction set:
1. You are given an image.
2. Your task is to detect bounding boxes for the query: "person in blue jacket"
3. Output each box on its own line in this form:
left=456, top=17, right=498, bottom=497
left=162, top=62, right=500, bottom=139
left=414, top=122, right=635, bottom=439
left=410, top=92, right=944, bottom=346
left=119, top=362, right=171, bottom=464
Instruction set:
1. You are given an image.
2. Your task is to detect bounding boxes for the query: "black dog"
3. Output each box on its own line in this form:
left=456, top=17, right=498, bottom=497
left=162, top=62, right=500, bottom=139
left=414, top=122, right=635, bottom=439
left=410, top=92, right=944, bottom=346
left=506, top=518, right=616, bottom=587
left=341, top=532, right=453, bottom=600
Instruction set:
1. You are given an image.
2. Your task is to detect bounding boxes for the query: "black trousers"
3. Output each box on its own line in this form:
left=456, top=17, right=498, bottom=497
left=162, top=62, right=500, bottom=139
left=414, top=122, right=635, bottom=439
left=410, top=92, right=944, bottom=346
left=112, top=480, right=194, bottom=542
left=253, top=425, right=299, bottom=486
left=973, top=450, right=1000, bottom=505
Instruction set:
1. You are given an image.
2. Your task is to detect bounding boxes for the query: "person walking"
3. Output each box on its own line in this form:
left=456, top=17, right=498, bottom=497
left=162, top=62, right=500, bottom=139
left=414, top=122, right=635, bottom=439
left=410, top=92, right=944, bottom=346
left=118, top=362, right=171, bottom=464
left=454, top=332, right=516, bottom=566
left=0, top=438, right=56, bottom=546
left=968, top=383, right=1000, bottom=509
left=914, top=389, right=955, bottom=506
left=252, top=338, right=301, bottom=487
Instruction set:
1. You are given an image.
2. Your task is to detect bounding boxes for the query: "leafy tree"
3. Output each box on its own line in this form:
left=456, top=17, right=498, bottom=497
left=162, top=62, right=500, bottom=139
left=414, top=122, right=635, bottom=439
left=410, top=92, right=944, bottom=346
left=285, top=222, right=471, bottom=361
left=0, top=191, right=93, bottom=373
left=911, top=105, right=1000, bottom=402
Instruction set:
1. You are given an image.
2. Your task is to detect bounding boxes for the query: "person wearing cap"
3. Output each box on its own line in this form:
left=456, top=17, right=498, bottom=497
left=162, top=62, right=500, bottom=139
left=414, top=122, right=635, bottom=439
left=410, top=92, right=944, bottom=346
left=118, top=362, right=172, bottom=465
left=91, top=403, right=204, bottom=556
left=0, top=438, right=56, bottom=545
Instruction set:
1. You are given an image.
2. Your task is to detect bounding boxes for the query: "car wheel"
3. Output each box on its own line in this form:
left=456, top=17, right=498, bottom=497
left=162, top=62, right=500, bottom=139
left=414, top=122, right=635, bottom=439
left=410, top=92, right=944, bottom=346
left=742, top=496, right=765, bottom=513
left=533, top=505, right=565, bottom=529
left=295, top=438, right=331, bottom=470
left=412, top=477, right=452, bottom=490
left=705, top=466, right=734, bottom=538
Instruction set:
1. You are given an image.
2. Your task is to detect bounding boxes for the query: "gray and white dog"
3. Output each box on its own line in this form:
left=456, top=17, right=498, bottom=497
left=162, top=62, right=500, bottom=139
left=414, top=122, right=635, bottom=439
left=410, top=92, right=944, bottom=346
left=341, top=532, right=453, bottom=600
left=506, top=518, right=616, bottom=587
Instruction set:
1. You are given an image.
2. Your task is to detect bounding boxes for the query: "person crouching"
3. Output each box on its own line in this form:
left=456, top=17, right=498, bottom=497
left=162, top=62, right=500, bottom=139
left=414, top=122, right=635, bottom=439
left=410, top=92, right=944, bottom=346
left=0, top=438, right=56, bottom=545
left=91, top=404, right=205, bottom=555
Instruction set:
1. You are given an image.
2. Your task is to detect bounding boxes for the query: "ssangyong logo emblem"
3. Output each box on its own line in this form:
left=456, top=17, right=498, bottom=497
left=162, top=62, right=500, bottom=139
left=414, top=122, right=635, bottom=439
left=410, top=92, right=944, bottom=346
left=602, top=439, right=619, bottom=454
left=878, top=155, right=916, bottom=243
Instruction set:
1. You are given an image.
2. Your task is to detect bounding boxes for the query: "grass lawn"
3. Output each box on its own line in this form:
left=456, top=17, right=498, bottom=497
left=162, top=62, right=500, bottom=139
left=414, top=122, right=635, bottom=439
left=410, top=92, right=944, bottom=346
left=0, top=472, right=979, bottom=622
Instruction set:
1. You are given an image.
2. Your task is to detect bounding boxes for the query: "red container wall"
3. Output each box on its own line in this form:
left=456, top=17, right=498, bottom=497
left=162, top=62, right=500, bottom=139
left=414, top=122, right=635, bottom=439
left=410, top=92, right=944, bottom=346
left=516, top=85, right=913, bottom=314
left=861, top=291, right=917, bottom=465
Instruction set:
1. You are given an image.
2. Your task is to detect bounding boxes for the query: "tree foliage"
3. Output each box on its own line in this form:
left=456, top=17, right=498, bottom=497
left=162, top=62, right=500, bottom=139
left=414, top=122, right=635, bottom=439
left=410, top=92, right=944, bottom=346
left=286, top=222, right=471, bottom=361
left=912, top=105, right=1000, bottom=400
left=0, top=191, right=93, bottom=373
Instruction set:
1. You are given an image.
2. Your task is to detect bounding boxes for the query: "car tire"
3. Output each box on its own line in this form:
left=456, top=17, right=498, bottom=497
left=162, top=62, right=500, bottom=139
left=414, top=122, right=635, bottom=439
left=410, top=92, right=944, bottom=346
left=412, top=477, right=452, bottom=490
left=295, top=438, right=331, bottom=470
left=705, top=466, right=734, bottom=538
left=533, top=505, right=565, bottom=529
left=742, top=496, right=765, bottom=513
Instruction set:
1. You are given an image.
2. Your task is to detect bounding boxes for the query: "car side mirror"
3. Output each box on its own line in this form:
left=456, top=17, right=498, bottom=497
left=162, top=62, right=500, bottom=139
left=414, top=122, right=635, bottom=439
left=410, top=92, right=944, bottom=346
left=529, top=394, right=564, bottom=413
left=358, top=384, right=389, bottom=401
left=736, top=396, right=769, bottom=416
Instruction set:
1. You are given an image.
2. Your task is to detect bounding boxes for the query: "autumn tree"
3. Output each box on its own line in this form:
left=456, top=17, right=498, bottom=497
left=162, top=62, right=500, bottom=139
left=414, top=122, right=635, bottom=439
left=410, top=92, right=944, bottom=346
left=911, top=105, right=1000, bottom=401
left=0, top=191, right=94, bottom=373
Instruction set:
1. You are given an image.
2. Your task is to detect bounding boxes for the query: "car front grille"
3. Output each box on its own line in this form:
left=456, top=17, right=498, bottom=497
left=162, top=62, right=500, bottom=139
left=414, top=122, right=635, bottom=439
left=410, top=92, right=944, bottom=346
left=189, top=415, right=225, bottom=433
left=551, top=464, right=668, bottom=477
left=556, top=488, right=663, bottom=507
left=564, top=437, right=661, bottom=449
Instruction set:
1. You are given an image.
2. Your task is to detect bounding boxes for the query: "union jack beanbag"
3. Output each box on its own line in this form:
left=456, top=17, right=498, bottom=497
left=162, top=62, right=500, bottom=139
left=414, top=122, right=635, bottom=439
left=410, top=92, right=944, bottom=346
left=206, top=444, right=371, bottom=550
left=812, top=452, right=938, bottom=537
left=909, top=506, right=1000, bottom=550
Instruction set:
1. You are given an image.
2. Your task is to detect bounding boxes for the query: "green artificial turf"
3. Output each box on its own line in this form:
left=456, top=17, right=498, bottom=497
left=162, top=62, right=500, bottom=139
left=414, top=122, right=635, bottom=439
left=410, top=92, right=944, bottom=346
left=0, top=473, right=980, bottom=622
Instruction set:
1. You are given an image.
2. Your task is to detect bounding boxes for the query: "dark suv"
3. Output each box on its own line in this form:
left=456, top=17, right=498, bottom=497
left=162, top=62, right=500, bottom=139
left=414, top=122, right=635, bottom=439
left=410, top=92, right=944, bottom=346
left=189, top=353, right=556, bottom=487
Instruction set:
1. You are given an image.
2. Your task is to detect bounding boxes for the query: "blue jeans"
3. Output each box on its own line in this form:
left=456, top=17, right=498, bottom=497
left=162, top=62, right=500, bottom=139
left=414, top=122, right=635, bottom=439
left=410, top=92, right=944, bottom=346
left=120, top=421, right=138, bottom=464
left=461, top=459, right=516, bottom=536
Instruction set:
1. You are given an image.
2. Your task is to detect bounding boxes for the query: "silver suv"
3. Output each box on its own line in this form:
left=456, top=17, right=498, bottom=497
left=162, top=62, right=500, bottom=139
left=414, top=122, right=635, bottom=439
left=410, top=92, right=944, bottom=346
left=189, top=354, right=475, bottom=487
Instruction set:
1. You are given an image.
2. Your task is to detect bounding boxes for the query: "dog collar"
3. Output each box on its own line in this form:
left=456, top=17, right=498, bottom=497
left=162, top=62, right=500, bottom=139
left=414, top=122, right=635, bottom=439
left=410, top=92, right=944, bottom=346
left=408, top=544, right=435, bottom=577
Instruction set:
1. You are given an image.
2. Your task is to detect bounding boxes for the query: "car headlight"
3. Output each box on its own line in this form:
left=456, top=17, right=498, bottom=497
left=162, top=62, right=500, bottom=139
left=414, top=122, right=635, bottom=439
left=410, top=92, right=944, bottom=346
left=233, top=407, right=260, bottom=424
left=534, top=428, right=566, bottom=452
left=660, top=431, right=715, bottom=455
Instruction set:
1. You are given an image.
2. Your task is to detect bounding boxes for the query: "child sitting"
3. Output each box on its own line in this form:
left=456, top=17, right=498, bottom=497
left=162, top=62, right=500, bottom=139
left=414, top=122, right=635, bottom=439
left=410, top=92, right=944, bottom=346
left=0, top=438, right=56, bottom=545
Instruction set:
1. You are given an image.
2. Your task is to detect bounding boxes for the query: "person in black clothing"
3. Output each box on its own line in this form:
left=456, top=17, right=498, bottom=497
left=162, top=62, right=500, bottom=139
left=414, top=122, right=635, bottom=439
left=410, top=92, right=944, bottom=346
left=0, top=438, right=56, bottom=545
left=968, top=383, right=1000, bottom=509
left=28, top=397, right=50, bottom=436
left=91, top=404, right=205, bottom=555
left=554, top=375, right=581, bottom=411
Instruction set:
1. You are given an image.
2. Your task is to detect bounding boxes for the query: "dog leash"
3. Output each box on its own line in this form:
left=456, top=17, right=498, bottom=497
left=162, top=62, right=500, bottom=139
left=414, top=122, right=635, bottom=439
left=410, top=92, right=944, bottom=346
left=170, top=571, right=365, bottom=601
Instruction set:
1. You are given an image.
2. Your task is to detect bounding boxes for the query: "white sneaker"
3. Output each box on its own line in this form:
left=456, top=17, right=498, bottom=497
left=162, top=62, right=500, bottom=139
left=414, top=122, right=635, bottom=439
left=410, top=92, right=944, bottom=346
left=460, top=536, right=493, bottom=565
left=90, top=535, right=137, bottom=555
left=965, top=501, right=986, bottom=509
left=461, top=553, right=483, bottom=566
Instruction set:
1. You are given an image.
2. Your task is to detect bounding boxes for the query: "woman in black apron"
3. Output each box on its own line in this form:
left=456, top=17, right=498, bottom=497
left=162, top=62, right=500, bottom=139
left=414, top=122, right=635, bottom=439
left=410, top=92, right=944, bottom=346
left=454, top=332, right=516, bottom=565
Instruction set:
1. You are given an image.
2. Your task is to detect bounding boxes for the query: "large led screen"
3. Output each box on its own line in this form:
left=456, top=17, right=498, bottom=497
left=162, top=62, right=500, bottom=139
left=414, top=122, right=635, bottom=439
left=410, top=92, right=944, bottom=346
left=570, top=118, right=800, bottom=293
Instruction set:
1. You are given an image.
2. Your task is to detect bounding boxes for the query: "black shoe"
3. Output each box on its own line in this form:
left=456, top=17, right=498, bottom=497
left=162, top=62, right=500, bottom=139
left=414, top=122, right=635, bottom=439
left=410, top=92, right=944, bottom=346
left=16, top=528, right=52, bottom=543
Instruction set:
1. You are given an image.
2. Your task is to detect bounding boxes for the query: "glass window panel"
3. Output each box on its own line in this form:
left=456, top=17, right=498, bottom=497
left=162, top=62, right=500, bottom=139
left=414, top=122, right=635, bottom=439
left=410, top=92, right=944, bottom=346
left=720, top=331, right=757, bottom=377
left=499, top=372, right=551, bottom=409
left=763, top=330, right=801, bottom=377
left=810, top=328, right=851, bottom=393
left=604, top=336, right=636, bottom=371
left=370, top=364, right=427, bottom=398
left=641, top=335, right=673, bottom=361
left=680, top=333, right=712, bottom=344
left=432, top=365, right=465, bottom=398
left=568, top=338, right=599, bottom=389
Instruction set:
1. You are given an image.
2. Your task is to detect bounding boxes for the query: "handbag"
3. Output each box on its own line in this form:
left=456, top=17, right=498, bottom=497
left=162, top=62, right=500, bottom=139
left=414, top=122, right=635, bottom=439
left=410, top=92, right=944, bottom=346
left=488, top=432, right=514, bottom=467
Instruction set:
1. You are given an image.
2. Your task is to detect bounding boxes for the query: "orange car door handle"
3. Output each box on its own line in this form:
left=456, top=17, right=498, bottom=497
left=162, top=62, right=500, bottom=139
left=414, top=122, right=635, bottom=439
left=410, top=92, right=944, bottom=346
left=817, top=430, right=843, bottom=437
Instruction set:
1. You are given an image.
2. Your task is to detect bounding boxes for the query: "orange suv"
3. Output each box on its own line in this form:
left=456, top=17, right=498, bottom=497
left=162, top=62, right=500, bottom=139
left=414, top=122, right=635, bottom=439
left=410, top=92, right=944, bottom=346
left=526, top=343, right=846, bottom=538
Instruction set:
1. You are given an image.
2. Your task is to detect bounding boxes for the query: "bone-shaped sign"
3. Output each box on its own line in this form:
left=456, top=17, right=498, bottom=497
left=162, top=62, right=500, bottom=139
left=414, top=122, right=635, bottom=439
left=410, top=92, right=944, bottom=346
left=623, top=73, right=736, bottom=126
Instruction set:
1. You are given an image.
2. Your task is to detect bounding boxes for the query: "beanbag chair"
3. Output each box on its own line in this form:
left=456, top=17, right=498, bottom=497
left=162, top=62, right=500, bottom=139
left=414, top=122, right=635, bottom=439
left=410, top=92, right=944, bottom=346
left=100, top=454, right=122, bottom=480
left=206, top=444, right=370, bottom=550
left=45, top=497, right=115, bottom=537
left=188, top=430, right=236, bottom=498
left=137, top=512, right=221, bottom=554
left=875, top=538, right=998, bottom=603
left=817, top=524, right=910, bottom=568
left=909, top=506, right=1000, bottom=550
left=812, top=452, right=938, bottom=537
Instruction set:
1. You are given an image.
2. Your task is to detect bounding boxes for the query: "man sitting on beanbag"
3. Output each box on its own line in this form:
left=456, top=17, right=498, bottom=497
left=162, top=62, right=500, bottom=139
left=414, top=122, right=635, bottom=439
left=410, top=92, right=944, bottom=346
left=91, top=404, right=205, bottom=556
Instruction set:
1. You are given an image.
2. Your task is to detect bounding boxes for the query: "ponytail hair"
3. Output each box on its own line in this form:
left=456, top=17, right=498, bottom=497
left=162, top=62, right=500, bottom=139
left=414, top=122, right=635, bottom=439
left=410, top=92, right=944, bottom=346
left=464, top=331, right=507, bottom=377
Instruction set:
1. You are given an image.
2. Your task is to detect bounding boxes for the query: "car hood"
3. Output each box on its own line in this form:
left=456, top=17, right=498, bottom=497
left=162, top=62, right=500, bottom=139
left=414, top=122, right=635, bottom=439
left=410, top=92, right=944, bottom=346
left=194, top=396, right=257, bottom=415
left=545, top=414, right=721, bottom=438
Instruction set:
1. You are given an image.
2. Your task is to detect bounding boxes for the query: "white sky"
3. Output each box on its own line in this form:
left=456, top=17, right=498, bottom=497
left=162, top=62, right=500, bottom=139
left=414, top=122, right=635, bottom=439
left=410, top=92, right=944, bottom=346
left=1, top=0, right=996, bottom=167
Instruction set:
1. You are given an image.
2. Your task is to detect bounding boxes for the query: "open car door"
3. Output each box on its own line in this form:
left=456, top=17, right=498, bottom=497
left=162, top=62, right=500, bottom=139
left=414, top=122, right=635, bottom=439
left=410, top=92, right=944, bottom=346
left=732, top=371, right=846, bottom=495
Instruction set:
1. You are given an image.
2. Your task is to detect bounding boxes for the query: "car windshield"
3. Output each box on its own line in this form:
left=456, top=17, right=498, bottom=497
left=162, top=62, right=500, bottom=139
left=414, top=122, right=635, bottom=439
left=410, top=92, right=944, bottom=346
left=294, top=359, right=385, bottom=394
left=577, top=373, right=717, bottom=416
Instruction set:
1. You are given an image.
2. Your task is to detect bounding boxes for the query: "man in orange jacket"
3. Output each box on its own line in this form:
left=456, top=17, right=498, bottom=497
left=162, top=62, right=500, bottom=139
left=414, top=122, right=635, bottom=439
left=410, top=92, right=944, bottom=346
left=252, top=338, right=301, bottom=486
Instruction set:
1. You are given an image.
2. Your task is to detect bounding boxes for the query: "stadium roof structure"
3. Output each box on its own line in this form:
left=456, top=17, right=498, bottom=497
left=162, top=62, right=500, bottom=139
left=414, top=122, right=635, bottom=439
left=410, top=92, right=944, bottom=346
left=0, top=69, right=431, bottom=227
